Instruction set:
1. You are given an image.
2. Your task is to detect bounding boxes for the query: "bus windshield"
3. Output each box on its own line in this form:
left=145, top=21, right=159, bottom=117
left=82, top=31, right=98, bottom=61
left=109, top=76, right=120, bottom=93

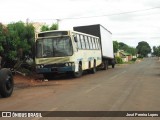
left=36, top=36, right=73, bottom=58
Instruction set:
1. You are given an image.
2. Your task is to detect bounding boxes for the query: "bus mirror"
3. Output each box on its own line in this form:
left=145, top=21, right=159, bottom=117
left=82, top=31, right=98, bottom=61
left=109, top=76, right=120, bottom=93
left=74, top=37, right=77, bottom=42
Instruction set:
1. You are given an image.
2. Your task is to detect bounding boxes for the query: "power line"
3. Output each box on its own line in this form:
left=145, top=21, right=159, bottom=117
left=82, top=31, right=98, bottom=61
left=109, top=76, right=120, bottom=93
left=61, top=6, right=160, bottom=20
left=31, top=6, right=160, bottom=21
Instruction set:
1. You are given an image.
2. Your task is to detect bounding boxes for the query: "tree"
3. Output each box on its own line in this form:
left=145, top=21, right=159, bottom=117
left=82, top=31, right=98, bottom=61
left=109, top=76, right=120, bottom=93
left=127, top=47, right=137, bottom=56
left=0, top=23, right=7, bottom=54
left=40, top=23, right=58, bottom=32
left=153, top=46, right=160, bottom=60
left=41, top=25, right=49, bottom=31
left=50, top=23, right=58, bottom=30
left=136, top=41, right=151, bottom=57
left=118, top=42, right=137, bottom=55
left=7, top=21, right=35, bottom=60
left=0, top=22, right=35, bottom=68
left=119, top=42, right=128, bottom=51
left=113, top=41, right=119, bottom=53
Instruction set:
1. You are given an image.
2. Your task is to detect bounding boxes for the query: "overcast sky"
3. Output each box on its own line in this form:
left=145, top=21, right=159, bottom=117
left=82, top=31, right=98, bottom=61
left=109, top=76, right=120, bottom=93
left=0, top=0, right=160, bottom=49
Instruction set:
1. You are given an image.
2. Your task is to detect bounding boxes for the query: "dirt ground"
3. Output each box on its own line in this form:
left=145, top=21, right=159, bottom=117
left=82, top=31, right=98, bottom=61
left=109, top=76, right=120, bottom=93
left=13, top=59, right=143, bottom=90
left=13, top=73, right=49, bottom=89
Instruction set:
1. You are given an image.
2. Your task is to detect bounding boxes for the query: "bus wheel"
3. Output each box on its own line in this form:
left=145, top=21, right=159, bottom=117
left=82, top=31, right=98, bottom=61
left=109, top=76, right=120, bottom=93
left=73, top=63, right=83, bottom=78
left=0, top=68, right=14, bottom=98
left=91, top=61, right=96, bottom=74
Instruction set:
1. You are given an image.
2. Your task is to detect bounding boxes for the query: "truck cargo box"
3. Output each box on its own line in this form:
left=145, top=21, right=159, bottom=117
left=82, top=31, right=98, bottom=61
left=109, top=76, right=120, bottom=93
left=73, top=24, right=114, bottom=59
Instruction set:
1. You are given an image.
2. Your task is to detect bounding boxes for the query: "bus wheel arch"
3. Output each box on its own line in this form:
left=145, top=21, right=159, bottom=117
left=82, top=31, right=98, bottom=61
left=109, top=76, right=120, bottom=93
left=91, top=59, right=96, bottom=74
left=73, top=61, right=83, bottom=78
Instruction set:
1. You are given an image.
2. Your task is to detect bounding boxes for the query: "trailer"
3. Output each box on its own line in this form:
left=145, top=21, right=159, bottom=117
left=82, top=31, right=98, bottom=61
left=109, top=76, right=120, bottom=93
left=73, top=24, right=115, bottom=69
left=0, top=68, right=14, bottom=98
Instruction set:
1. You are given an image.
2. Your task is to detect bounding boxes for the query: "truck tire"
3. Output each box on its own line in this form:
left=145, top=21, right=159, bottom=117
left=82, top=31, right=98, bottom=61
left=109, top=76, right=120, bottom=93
left=73, top=63, right=83, bottom=78
left=102, top=60, right=108, bottom=70
left=111, top=60, right=115, bottom=68
left=112, top=64, right=115, bottom=68
left=0, top=68, right=14, bottom=98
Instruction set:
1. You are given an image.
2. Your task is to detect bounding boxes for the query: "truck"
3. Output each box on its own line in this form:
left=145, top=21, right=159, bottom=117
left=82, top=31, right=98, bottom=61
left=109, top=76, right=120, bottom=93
left=73, top=24, right=115, bottom=69
left=0, top=68, right=14, bottom=98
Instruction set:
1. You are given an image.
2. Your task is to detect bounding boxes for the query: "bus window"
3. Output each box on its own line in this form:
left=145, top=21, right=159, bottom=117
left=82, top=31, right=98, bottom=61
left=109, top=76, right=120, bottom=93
left=94, top=39, right=97, bottom=49
left=96, top=39, right=100, bottom=49
left=76, top=34, right=82, bottom=49
left=88, top=37, right=93, bottom=49
left=80, top=35, right=86, bottom=49
left=84, top=36, right=89, bottom=49
left=92, top=38, right=96, bottom=49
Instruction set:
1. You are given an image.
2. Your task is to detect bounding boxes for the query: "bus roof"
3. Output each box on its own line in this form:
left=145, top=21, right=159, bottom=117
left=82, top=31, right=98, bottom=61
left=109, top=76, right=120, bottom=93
left=36, top=30, right=99, bottom=39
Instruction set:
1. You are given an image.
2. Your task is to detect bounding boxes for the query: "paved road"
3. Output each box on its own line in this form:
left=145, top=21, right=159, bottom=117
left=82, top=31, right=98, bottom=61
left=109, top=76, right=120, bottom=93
left=0, top=58, right=160, bottom=120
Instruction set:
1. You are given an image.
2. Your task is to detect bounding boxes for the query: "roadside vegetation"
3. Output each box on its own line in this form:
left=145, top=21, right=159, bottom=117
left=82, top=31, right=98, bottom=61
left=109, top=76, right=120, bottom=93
left=0, top=21, right=58, bottom=75
left=113, top=40, right=156, bottom=65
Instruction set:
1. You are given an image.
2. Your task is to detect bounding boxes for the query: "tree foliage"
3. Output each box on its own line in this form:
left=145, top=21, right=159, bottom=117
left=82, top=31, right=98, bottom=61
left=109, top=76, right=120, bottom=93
left=136, top=41, right=151, bottom=57
left=0, top=21, right=35, bottom=67
left=41, top=23, right=58, bottom=31
left=153, top=46, right=160, bottom=57
left=41, top=25, right=50, bottom=31
left=113, top=41, right=119, bottom=53
left=113, top=41, right=137, bottom=56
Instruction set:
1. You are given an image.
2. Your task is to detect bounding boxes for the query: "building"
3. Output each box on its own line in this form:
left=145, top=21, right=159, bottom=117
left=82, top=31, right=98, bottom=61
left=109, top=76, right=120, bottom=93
left=116, top=50, right=133, bottom=62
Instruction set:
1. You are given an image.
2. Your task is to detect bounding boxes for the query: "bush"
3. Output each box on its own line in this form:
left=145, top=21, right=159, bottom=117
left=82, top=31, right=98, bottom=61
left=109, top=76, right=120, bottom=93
left=131, top=58, right=137, bottom=61
left=115, top=57, right=123, bottom=64
left=137, top=55, right=143, bottom=58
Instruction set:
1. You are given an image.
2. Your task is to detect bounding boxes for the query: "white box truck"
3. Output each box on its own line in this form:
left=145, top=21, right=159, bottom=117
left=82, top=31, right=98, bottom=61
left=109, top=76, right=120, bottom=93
left=73, top=24, right=115, bottom=69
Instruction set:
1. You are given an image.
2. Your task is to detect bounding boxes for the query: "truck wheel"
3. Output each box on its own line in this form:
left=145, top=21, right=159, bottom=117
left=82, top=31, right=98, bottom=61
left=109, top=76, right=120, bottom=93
left=111, top=60, right=115, bottom=68
left=73, top=63, right=83, bottom=78
left=102, top=60, right=108, bottom=70
left=0, top=68, right=14, bottom=98
left=112, top=64, right=115, bottom=68
left=91, top=61, right=96, bottom=74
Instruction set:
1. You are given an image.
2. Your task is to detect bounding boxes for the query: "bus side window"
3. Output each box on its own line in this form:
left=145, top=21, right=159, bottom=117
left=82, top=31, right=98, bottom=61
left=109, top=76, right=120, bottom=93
left=92, top=38, right=96, bottom=49
left=94, top=38, right=97, bottom=49
left=88, top=37, right=93, bottom=49
left=95, top=38, right=99, bottom=50
left=80, top=35, right=86, bottom=49
left=76, top=34, right=82, bottom=49
left=84, top=36, right=89, bottom=49
left=96, top=39, right=100, bottom=49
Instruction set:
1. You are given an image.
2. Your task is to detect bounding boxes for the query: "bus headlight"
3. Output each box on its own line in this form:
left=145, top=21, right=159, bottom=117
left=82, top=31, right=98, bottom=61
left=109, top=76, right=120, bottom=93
left=65, top=62, right=75, bottom=67
left=36, top=64, right=44, bottom=68
left=65, top=63, right=69, bottom=66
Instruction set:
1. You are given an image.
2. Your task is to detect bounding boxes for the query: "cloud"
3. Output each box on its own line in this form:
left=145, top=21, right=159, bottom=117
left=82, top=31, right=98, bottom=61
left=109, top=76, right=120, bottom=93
left=0, top=0, right=159, bottom=48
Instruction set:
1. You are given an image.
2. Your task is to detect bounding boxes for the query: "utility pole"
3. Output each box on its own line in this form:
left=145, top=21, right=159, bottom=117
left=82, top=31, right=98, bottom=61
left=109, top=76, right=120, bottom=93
left=56, top=19, right=61, bottom=30
left=26, top=18, right=29, bottom=25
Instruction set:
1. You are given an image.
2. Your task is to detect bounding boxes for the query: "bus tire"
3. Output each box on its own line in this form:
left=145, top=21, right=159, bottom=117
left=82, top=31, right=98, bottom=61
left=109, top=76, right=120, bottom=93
left=0, top=68, right=14, bottom=98
left=73, top=63, right=83, bottom=78
left=91, top=61, right=96, bottom=74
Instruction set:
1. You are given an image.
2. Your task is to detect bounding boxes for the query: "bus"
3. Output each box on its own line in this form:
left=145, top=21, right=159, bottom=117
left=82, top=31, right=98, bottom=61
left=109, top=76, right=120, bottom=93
left=35, top=30, right=102, bottom=78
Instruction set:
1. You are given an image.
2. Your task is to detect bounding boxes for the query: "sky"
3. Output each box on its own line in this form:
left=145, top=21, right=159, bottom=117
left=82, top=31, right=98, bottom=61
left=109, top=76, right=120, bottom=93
left=0, top=0, right=160, bottom=49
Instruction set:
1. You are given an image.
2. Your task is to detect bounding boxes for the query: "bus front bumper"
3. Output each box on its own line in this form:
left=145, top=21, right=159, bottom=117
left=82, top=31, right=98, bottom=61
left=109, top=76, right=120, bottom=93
left=36, top=66, right=75, bottom=74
